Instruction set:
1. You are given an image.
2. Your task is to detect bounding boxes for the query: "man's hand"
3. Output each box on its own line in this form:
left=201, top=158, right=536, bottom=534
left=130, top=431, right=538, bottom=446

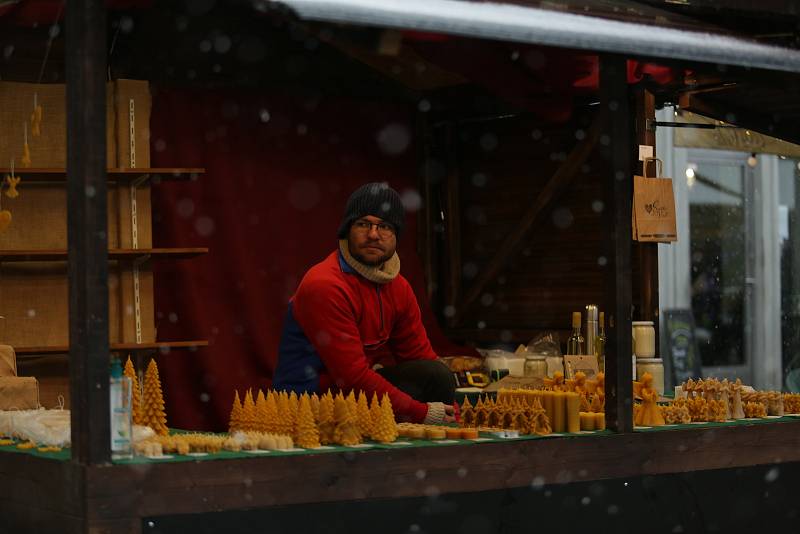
left=443, top=403, right=455, bottom=423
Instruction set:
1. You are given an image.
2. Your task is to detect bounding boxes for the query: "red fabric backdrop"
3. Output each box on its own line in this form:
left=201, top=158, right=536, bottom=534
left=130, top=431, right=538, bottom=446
left=150, top=88, right=468, bottom=431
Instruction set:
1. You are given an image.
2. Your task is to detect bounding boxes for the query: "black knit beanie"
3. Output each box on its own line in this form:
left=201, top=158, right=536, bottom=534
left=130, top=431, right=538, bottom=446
left=337, top=182, right=405, bottom=239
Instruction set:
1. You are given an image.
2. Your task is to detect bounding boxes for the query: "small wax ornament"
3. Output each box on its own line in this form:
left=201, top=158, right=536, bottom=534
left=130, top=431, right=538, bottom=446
left=31, top=93, right=43, bottom=137
left=634, top=372, right=664, bottom=427
left=228, top=390, right=243, bottom=432
left=0, top=208, right=11, bottom=233
left=544, top=371, right=567, bottom=391
left=589, top=373, right=605, bottom=412
left=784, top=393, right=800, bottom=414
left=572, top=372, right=587, bottom=394
left=318, top=391, right=335, bottom=445
left=123, top=356, right=143, bottom=425
left=5, top=174, right=20, bottom=199
left=530, top=403, right=552, bottom=435
left=460, top=397, right=475, bottom=427
left=21, top=127, right=31, bottom=168
left=744, top=401, right=767, bottom=418
left=142, top=358, right=168, bottom=435
left=730, top=383, right=745, bottom=419
left=487, top=399, right=502, bottom=428
left=295, top=394, right=321, bottom=449
left=512, top=409, right=530, bottom=434
left=333, top=395, right=361, bottom=446
left=474, top=397, right=489, bottom=427
left=370, top=393, right=397, bottom=443
left=356, top=390, right=372, bottom=438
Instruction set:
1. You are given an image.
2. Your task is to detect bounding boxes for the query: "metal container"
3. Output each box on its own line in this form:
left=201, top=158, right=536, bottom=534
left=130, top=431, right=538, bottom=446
left=524, top=354, right=548, bottom=379
left=585, top=304, right=599, bottom=356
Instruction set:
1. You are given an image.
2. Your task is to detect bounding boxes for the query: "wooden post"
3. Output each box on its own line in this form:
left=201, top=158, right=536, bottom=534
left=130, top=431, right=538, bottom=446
left=600, top=55, right=634, bottom=433
left=67, top=0, right=110, bottom=465
left=633, top=88, right=659, bottom=325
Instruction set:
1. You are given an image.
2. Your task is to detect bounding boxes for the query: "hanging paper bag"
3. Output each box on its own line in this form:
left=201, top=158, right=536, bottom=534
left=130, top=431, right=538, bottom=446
left=632, top=157, right=677, bottom=242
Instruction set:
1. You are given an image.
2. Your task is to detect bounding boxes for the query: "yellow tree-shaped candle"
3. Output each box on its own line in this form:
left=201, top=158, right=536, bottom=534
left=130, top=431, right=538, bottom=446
left=368, top=393, right=381, bottom=440
left=255, top=390, right=269, bottom=432
left=264, top=391, right=279, bottom=433
left=228, top=391, right=243, bottom=433
left=242, top=389, right=257, bottom=431
left=276, top=391, right=291, bottom=435
left=346, top=391, right=358, bottom=417
left=318, top=392, right=335, bottom=445
left=288, top=391, right=300, bottom=437
left=310, top=393, right=320, bottom=423
left=356, top=391, right=372, bottom=438
left=123, top=356, right=143, bottom=425
left=371, top=393, right=397, bottom=443
left=333, top=395, right=361, bottom=446
left=142, top=358, right=168, bottom=436
left=295, top=394, right=320, bottom=449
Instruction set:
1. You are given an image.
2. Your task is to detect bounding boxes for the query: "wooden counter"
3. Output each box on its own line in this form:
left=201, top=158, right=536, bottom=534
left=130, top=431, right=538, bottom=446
left=2, top=420, right=798, bottom=533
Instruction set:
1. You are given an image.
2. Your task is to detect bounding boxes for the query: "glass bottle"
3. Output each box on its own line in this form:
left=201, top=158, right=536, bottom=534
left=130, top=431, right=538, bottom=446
left=596, top=311, right=607, bottom=371
left=109, top=357, right=133, bottom=460
left=566, top=311, right=584, bottom=355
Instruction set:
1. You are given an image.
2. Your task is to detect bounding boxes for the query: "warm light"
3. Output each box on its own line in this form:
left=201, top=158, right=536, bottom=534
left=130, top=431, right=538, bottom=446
left=685, top=167, right=695, bottom=179
left=747, top=154, right=758, bottom=168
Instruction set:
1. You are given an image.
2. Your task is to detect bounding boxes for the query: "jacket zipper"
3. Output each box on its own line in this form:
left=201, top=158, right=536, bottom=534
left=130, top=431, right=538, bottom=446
left=376, top=285, right=385, bottom=334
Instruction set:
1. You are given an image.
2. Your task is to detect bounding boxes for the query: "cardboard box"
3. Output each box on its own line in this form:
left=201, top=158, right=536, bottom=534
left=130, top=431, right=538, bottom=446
left=0, top=345, right=15, bottom=377
left=0, top=376, right=39, bottom=410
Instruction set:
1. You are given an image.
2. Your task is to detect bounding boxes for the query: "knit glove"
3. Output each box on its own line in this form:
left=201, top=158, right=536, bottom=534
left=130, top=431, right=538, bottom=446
left=423, top=402, right=447, bottom=425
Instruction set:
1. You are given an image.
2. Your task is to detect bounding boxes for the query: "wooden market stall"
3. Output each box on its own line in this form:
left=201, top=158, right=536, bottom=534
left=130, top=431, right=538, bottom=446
left=2, top=1, right=800, bottom=532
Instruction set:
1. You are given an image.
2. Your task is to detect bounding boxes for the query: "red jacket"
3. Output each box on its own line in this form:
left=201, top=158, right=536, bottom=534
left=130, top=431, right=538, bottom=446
left=273, top=251, right=437, bottom=422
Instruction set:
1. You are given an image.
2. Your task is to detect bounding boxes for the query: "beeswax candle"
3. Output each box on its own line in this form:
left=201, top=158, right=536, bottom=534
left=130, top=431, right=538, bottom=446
left=566, top=392, right=580, bottom=433
left=553, top=391, right=566, bottom=433
left=579, top=411, right=595, bottom=431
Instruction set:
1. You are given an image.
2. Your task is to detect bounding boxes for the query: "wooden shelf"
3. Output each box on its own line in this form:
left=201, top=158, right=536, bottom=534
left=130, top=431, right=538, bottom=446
left=15, top=340, right=209, bottom=356
left=0, top=247, right=208, bottom=262
left=0, top=167, right=204, bottom=183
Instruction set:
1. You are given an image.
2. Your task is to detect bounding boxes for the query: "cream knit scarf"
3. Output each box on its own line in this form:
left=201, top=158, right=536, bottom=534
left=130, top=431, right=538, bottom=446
left=339, top=239, right=400, bottom=284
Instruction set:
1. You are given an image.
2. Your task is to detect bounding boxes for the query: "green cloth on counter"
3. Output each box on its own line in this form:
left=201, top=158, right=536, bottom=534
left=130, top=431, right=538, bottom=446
left=2, top=417, right=797, bottom=464
left=0, top=441, right=70, bottom=461
left=634, top=414, right=800, bottom=432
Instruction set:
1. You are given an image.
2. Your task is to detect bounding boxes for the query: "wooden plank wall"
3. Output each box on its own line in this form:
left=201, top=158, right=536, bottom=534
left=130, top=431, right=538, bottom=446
left=431, top=106, right=643, bottom=347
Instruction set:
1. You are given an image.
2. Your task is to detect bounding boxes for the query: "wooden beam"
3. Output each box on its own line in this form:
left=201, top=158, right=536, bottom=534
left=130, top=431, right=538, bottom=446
left=679, top=92, right=798, bottom=145
left=418, top=113, right=436, bottom=302
left=443, top=123, right=462, bottom=327
left=67, top=0, right=111, bottom=465
left=600, top=55, right=634, bottom=433
left=452, top=110, right=606, bottom=326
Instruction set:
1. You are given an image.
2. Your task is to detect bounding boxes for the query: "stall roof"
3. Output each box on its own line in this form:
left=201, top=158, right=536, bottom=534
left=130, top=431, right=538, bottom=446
left=267, top=0, right=800, bottom=73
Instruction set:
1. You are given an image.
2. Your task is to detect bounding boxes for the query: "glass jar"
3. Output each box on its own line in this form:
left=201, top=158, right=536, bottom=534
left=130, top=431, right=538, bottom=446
left=632, top=321, right=656, bottom=358
left=636, top=358, right=664, bottom=396
left=524, top=355, right=547, bottom=379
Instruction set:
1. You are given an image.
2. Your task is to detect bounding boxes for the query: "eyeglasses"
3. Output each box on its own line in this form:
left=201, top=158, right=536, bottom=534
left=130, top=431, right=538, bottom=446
left=352, top=219, right=395, bottom=239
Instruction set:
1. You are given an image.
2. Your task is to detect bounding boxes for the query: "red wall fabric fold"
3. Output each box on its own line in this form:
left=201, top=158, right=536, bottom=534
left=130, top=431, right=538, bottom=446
left=150, top=88, right=469, bottom=431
